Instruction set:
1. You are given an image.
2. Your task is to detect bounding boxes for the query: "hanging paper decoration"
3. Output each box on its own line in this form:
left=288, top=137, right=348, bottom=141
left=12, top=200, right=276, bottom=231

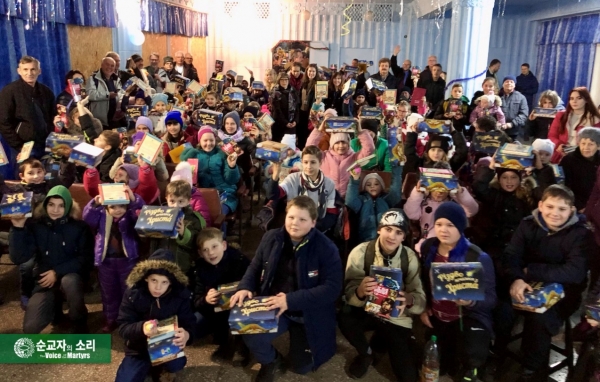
left=444, top=69, right=487, bottom=91
left=341, top=1, right=352, bottom=36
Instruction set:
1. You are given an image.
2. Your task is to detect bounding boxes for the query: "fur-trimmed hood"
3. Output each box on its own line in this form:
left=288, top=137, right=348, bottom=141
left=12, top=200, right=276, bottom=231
left=126, top=259, right=189, bottom=289
left=475, top=94, right=502, bottom=107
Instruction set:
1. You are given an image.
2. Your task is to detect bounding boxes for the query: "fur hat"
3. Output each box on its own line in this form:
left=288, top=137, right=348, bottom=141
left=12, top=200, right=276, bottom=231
left=165, top=111, right=184, bottom=127
left=378, top=208, right=409, bottom=234
left=151, top=93, right=168, bottom=108
left=502, top=75, right=516, bottom=84
left=197, top=125, right=215, bottom=142
left=171, top=161, right=193, bottom=186
left=125, top=249, right=189, bottom=290
left=117, top=164, right=140, bottom=189
left=330, top=132, right=350, bottom=147
left=135, top=116, right=154, bottom=133
left=532, top=138, right=555, bottom=154
left=163, top=56, right=174, bottom=64
left=362, top=173, right=385, bottom=191
left=577, top=127, right=600, bottom=145
left=434, top=202, right=467, bottom=235
left=280, top=134, right=296, bottom=151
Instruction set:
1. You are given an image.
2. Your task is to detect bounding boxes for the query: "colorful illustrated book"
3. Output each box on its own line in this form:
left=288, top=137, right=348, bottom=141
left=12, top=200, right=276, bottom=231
left=209, top=78, right=224, bottom=95
left=256, top=141, right=289, bottom=162
left=68, top=142, right=104, bottom=168
left=168, top=143, right=192, bottom=164
left=229, top=297, right=279, bottom=335
left=342, top=78, right=357, bottom=99
left=251, top=81, right=265, bottom=91
left=223, top=91, right=243, bottom=103
left=123, top=146, right=137, bottom=163
left=431, top=262, right=484, bottom=301
left=471, top=131, right=504, bottom=155
left=164, top=82, right=178, bottom=95
left=0, top=192, right=33, bottom=219
left=532, top=107, right=558, bottom=118
left=194, top=109, right=223, bottom=130
left=147, top=316, right=185, bottom=366
left=494, top=143, right=534, bottom=170
left=68, top=78, right=83, bottom=103
left=417, top=119, right=451, bottom=134
left=361, top=106, right=383, bottom=119
left=173, top=75, right=190, bottom=87
left=315, top=81, right=328, bottom=99
left=126, top=105, right=148, bottom=119
left=445, top=99, right=463, bottom=116
left=346, top=154, right=375, bottom=173
left=136, top=133, right=164, bottom=165
left=550, top=164, right=565, bottom=184
left=214, top=60, right=224, bottom=73
left=324, top=117, right=358, bottom=133
left=99, top=183, right=130, bottom=205
left=186, top=80, right=205, bottom=97
left=388, top=127, right=406, bottom=166
left=364, top=265, right=404, bottom=319
left=242, top=117, right=259, bottom=133
left=45, top=132, right=85, bottom=154
left=512, top=282, right=564, bottom=313
left=419, top=168, right=459, bottom=192
left=410, top=88, right=427, bottom=107
left=383, top=90, right=397, bottom=105
left=365, top=78, right=387, bottom=94
left=219, top=140, right=242, bottom=156
left=214, top=282, right=240, bottom=312
left=135, top=206, right=184, bottom=239
left=18, top=141, right=35, bottom=163
left=0, top=141, right=10, bottom=165
left=257, top=113, right=275, bottom=134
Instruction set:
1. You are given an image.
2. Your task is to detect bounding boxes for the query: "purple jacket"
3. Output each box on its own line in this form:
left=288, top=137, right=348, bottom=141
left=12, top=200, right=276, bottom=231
left=83, top=194, right=145, bottom=266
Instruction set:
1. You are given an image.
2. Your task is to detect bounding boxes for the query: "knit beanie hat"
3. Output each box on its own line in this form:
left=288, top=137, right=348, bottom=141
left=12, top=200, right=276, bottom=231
left=434, top=202, right=467, bottom=235
left=151, top=93, right=168, bottom=108
left=503, top=75, right=516, bottom=84
left=243, top=105, right=259, bottom=118
left=378, top=208, right=409, bottom=234
left=117, top=164, right=140, bottom=189
left=362, top=172, right=385, bottom=190
left=165, top=111, right=184, bottom=127
left=135, top=116, right=154, bottom=132
left=280, top=134, right=296, bottom=151
left=361, top=118, right=380, bottom=135
left=496, top=167, right=522, bottom=180
left=197, top=125, right=215, bottom=142
left=44, top=185, right=73, bottom=218
left=134, top=90, right=146, bottom=100
left=532, top=138, right=555, bottom=154
left=577, top=127, right=600, bottom=145
left=425, top=135, right=451, bottom=154
left=223, top=111, right=241, bottom=130
left=330, top=132, right=350, bottom=147
left=353, top=88, right=366, bottom=99
left=132, top=131, right=146, bottom=145
left=170, top=161, right=193, bottom=186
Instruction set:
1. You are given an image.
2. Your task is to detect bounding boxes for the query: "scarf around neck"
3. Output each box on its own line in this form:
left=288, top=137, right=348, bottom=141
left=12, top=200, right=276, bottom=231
left=299, top=170, right=327, bottom=218
left=218, top=126, right=244, bottom=143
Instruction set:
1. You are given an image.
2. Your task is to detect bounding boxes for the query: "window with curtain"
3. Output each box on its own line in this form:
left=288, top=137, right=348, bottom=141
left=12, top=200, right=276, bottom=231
left=0, top=0, right=117, bottom=94
left=141, top=0, right=208, bottom=38
left=535, top=13, right=600, bottom=103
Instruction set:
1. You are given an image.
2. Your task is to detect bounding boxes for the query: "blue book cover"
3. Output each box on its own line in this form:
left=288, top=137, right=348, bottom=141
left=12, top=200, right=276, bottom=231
left=532, top=107, right=558, bottom=118
left=419, top=168, right=459, bottom=192
left=173, top=75, right=190, bottom=87
left=215, top=282, right=240, bottom=312
left=431, top=262, right=484, bottom=301
left=471, top=131, right=504, bottom=155
left=209, top=78, right=224, bottom=95
left=194, top=109, right=223, bottom=130
left=341, top=78, right=357, bottom=99
left=387, top=127, right=406, bottom=166
left=147, top=316, right=184, bottom=365
left=324, top=117, right=357, bottom=133
left=126, top=105, right=148, bottom=119
left=417, top=120, right=451, bottom=134
left=585, top=303, right=600, bottom=321
left=224, top=91, right=243, bottom=103
left=512, top=282, right=564, bottom=313
left=228, top=297, right=279, bottom=335
left=251, top=81, right=265, bottom=90
left=365, top=265, right=403, bottom=319
left=135, top=206, right=184, bottom=239
left=256, top=141, right=289, bottom=162
left=366, top=78, right=386, bottom=93
left=0, top=192, right=33, bottom=219
left=45, top=132, right=85, bottom=154
left=550, top=164, right=565, bottom=184
left=361, top=107, right=383, bottom=119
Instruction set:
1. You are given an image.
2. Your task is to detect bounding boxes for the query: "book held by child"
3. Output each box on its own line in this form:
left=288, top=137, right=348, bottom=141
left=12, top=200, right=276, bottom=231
left=69, top=142, right=104, bottom=168
left=214, top=282, right=240, bottom=312
left=194, top=109, right=223, bottom=130
left=419, top=168, right=459, bottom=192
left=417, top=119, right=451, bottom=134
left=364, top=265, right=403, bottom=319
left=99, top=183, right=130, bottom=205
left=135, top=133, right=164, bottom=165
left=256, top=141, right=289, bottom=162
left=228, top=297, right=279, bottom=335
left=147, top=316, right=185, bottom=366
left=45, top=132, right=85, bottom=153
left=532, top=107, right=558, bottom=118
left=511, top=282, right=564, bottom=313
left=431, top=262, right=484, bottom=301
left=315, top=81, right=328, bottom=99
left=471, top=131, right=504, bottom=155
left=342, top=78, right=357, bottom=99
left=324, top=117, right=357, bottom=133
left=494, top=143, right=534, bottom=170
left=0, top=192, right=33, bottom=219
left=388, top=127, right=406, bottom=166
left=18, top=141, right=35, bottom=163
left=135, top=206, right=184, bottom=239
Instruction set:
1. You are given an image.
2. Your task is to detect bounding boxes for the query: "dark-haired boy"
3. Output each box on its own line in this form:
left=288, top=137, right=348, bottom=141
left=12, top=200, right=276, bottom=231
left=193, top=227, right=250, bottom=363
left=496, top=185, right=593, bottom=381
left=94, top=130, right=122, bottom=182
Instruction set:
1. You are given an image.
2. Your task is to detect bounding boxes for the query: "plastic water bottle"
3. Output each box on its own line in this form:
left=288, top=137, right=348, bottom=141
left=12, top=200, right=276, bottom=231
left=421, top=335, right=440, bottom=382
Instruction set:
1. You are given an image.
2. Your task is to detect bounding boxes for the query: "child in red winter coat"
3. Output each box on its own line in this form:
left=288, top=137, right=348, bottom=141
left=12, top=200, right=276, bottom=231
left=83, top=162, right=159, bottom=205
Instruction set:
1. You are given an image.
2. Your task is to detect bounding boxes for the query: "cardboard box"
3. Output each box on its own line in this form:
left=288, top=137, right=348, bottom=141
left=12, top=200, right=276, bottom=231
left=136, top=133, right=164, bottom=165
left=99, top=183, right=130, bottom=205
left=550, top=164, right=565, bottom=184
left=512, top=282, right=564, bottom=313
left=419, top=168, right=459, bottom=192
left=0, top=192, right=33, bottom=219
left=147, top=316, right=185, bottom=366
left=229, top=297, right=279, bottom=335
left=18, top=141, right=35, bottom=163
left=366, top=78, right=387, bottom=94
left=214, top=282, right=240, bottom=312
left=324, top=117, right=357, bottom=133
left=471, top=131, right=504, bottom=156
left=194, top=109, right=223, bottom=130
left=417, top=119, right=451, bottom=134
left=135, top=206, right=184, bottom=239
left=341, top=78, right=357, bottom=99
left=532, top=107, right=558, bottom=118
left=251, top=81, right=265, bottom=91
left=45, top=132, right=85, bottom=154
left=494, top=143, right=534, bottom=170
left=431, top=262, right=485, bottom=301
left=209, top=78, right=224, bottom=95
left=255, top=141, right=289, bottom=162
left=364, top=265, right=403, bottom=319
left=69, top=142, right=104, bottom=168
left=126, top=105, right=148, bottom=119
left=361, top=107, right=383, bottom=119
left=387, top=126, right=406, bottom=166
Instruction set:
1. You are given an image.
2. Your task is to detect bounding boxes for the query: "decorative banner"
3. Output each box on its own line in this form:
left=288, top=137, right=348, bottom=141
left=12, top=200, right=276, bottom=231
left=444, top=68, right=487, bottom=91
left=0, top=334, right=111, bottom=363
left=341, top=2, right=352, bottom=36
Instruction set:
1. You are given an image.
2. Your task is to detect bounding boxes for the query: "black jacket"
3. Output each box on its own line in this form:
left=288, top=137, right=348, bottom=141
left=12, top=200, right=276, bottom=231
left=560, top=149, right=600, bottom=211
left=98, top=147, right=122, bottom=183
left=193, top=247, right=249, bottom=312
left=390, top=55, right=413, bottom=91
left=403, top=129, right=468, bottom=179
left=271, top=85, right=299, bottom=138
left=9, top=216, right=93, bottom=289
left=367, top=72, right=399, bottom=106
left=422, top=78, right=446, bottom=109
left=324, top=89, right=343, bottom=116
left=56, top=90, right=73, bottom=108
left=0, top=78, right=56, bottom=150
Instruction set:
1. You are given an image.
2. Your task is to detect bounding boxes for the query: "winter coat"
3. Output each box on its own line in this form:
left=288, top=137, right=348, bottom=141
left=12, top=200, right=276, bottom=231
left=98, top=148, right=122, bottom=183
left=82, top=194, right=144, bottom=266
left=350, top=136, right=391, bottom=172
left=180, top=147, right=241, bottom=212
left=117, top=259, right=196, bottom=358
left=271, top=85, right=299, bottom=141
left=0, top=78, right=56, bottom=150
left=306, top=129, right=375, bottom=198
left=586, top=166, right=600, bottom=246
left=10, top=166, right=77, bottom=209
left=502, top=211, right=591, bottom=331
left=548, top=111, right=600, bottom=163
left=193, top=247, right=250, bottom=312
left=84, top=165, right=159, bottom=205
left=345, top=238, right=425, bottom=328
left=86, top=70, right=122, bottom=127
left=162, top=130, right=197, bottom=162
left=560, top=148, right=600, bottom=211
left=433, top=97, right=470, bottom=134
left=345, top=165, right=402, bottom=242
left=421, top=236, right=496, bottom=333
left=423, top=78, right=447, bottom=109
left=525, top=115, right=553, bottom=139
left=68, top=114, right=102, bottom=145
left=500, top=90, right=529, bottom=137
left=367, top=72, right=398, bottom=106
left=324, top=89, right=343, bottom=116
left=191, top=187, right=212, bottom=228
left=469, top=95, right=506, bottom=124
left=403, top=129, right=468, bottom=178
left=237, top=227, right=342, bottom=369
left=515, top=72, right=539, bottom=111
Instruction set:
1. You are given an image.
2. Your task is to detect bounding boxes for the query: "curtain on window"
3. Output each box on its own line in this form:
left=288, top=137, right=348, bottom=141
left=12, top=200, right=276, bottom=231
left=141, top=0, right=208, bottom=37
left=0, top=0, right=117, bottom=27
left=535, top=13, right=600, bottom=102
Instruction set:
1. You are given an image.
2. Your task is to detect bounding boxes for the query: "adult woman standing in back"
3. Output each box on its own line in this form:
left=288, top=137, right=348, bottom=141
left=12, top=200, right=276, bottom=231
left=297, top=64, right=318, bottom=150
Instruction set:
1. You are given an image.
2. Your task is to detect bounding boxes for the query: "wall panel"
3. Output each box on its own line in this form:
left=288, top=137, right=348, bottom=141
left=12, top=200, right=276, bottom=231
left=67, top=25, right=113, bottom=79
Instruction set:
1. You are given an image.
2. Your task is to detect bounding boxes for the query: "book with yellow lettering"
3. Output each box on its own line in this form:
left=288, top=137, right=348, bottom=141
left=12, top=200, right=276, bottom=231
left=228, top=297, right=279, bottom=335
left=0, top=192, right=33, bottom=219
left=431, top=262, right=484, bottom=301
left=134, top=206, right=184, bottom=238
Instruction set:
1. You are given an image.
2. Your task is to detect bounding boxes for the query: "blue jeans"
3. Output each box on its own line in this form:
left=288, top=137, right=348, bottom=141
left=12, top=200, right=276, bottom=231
left=115, top=354, right=187, bottom=382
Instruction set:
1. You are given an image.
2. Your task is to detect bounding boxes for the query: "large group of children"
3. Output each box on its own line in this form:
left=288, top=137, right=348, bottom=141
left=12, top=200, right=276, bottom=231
left=1, top=51, right=600, bottom=382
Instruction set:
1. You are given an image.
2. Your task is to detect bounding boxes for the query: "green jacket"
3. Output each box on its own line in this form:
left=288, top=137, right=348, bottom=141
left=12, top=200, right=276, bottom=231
left=350, top=136, right=391, bottom=172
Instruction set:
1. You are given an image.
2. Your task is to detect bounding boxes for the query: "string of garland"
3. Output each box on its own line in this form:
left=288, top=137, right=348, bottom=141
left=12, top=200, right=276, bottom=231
left=444, top=69, right=488, bottom=91
left=341, top=2, right=352, bottom=36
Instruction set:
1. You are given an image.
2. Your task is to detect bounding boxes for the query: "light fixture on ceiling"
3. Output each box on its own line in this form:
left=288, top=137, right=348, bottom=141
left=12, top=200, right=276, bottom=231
left=364, top=10, right=374, bottom=22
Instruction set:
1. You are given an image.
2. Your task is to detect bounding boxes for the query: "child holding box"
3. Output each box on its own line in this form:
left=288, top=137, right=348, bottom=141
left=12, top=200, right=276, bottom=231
left=82, top=184, right=144, bottom=333
left=193, top=228, right=250, bottom=363
left=94, top=130, right=122, bottom=182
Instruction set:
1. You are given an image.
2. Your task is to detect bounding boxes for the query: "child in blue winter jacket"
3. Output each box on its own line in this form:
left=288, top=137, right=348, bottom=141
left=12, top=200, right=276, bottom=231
left=345, top=165, right=402, bottom=243
left=83, top=185, right=144, bottom=333
left=181, top=125, right=241, bottom=216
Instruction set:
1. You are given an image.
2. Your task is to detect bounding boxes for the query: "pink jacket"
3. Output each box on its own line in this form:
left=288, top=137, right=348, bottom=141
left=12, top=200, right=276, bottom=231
left=548, top=111, right=600, bottom=163
left=404, top=186, right=479, bottom=240
left=306, top=128, right=375, bottom=198
left=190, top=187, right=212, bottom=227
